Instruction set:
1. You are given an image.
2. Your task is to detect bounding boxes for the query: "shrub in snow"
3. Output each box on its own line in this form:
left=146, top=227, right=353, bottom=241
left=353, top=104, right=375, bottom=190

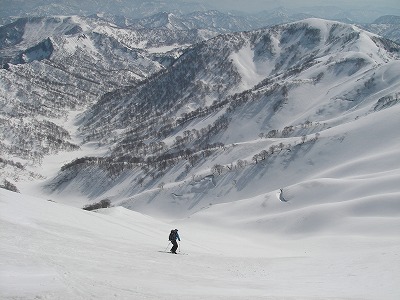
left=83, top=199, right=111, bottom=211
left=0, top=180, right=20, bottom=193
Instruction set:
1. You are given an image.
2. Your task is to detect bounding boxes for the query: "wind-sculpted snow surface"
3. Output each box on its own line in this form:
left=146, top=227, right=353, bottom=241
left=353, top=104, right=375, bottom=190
left=1, top=188, right=400, bottom=299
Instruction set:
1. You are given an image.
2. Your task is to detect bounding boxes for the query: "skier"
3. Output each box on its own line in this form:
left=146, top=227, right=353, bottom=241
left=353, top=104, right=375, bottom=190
left=169, top=229, right=180, bottom=254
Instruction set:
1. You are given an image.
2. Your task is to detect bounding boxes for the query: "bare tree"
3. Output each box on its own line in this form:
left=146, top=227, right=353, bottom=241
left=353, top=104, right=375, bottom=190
left=259, top=150, right=268, bottom=160
left=269, top=145, right=275, bottom=155
left=267, top=130, right=278, bottom=138
left=252, top=154, right=259, bottom=164
left=212, top=164, right=224, bottom=175
left=236, top=159, right=245, bottom=169
left=158, top=182, right=165, bottom=190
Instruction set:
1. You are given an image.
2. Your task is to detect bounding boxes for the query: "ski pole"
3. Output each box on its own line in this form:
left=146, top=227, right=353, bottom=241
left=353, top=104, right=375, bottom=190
left=165, top=242, right=171, bottom=252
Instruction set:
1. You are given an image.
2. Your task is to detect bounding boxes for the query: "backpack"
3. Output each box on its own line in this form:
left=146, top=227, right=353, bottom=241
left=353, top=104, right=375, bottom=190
left=169, top=230, right=176, bottom=241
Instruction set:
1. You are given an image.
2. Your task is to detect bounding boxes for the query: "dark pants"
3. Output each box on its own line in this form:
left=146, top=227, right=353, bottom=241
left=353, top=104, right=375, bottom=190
left=170, top=240, right=178, bottom=253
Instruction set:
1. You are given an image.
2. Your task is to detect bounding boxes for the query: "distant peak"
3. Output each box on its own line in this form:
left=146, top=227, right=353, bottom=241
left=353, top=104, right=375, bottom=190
left=372, top=15, right=400, bottom=25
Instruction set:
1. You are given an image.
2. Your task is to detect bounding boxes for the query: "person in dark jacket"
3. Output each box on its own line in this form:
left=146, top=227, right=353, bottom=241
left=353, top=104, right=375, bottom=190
left=169, top=229, right=180, bottom=254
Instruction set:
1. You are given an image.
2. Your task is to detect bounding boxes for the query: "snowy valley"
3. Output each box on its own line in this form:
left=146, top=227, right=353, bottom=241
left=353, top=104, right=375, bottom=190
left=1, top=7, right=400, bottom=300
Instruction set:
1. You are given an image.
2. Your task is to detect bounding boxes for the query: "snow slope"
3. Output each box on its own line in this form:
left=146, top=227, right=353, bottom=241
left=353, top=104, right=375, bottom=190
left=1, top=188, right=400, bottom=300
left=70, top=62, right=400, bottom=220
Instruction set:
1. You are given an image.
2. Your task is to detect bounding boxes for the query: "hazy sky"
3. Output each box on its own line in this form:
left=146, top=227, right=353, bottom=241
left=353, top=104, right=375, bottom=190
left=186, top=0, right=399, bottom=12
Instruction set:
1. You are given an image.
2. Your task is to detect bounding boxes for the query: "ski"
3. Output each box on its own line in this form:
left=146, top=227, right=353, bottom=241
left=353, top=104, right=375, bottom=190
left=158, top=251, right=188, bottom=255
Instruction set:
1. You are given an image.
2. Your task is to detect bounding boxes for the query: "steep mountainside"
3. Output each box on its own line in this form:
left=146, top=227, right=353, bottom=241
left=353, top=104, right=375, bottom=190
left=0, top=15, right=216, bottom=184
left=79, top=19, right=399, bottom=141
left=41, top=19, right=400, bottom=217
left=361, top=15, right=400, bottom=44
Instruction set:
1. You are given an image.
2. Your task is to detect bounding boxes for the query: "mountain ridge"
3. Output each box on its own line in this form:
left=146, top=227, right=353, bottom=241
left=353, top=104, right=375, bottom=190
left=1, top=17, right=399, bottom=220
left=29, top=18, right=400, bottom=219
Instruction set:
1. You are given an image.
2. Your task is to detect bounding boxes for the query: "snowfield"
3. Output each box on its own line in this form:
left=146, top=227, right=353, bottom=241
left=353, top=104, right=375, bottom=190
left=1, top=188, right=400, bottom=300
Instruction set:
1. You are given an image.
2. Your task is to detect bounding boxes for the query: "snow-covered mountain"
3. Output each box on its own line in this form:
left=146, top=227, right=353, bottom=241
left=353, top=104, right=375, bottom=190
left=0, top=0, right=211, bottom=21
left=361, top=15, right=400, bottom=44
left=3, top=1, right=400, bottom=43
left=1, top=16, right=400, bottom=300
left=31, top=19, right=399, bottom=220
left=3, top=0, right=399, bottom=25
left=0, top=15, right=218, bottom=185
left=127, top=11, right=263, bottom=33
